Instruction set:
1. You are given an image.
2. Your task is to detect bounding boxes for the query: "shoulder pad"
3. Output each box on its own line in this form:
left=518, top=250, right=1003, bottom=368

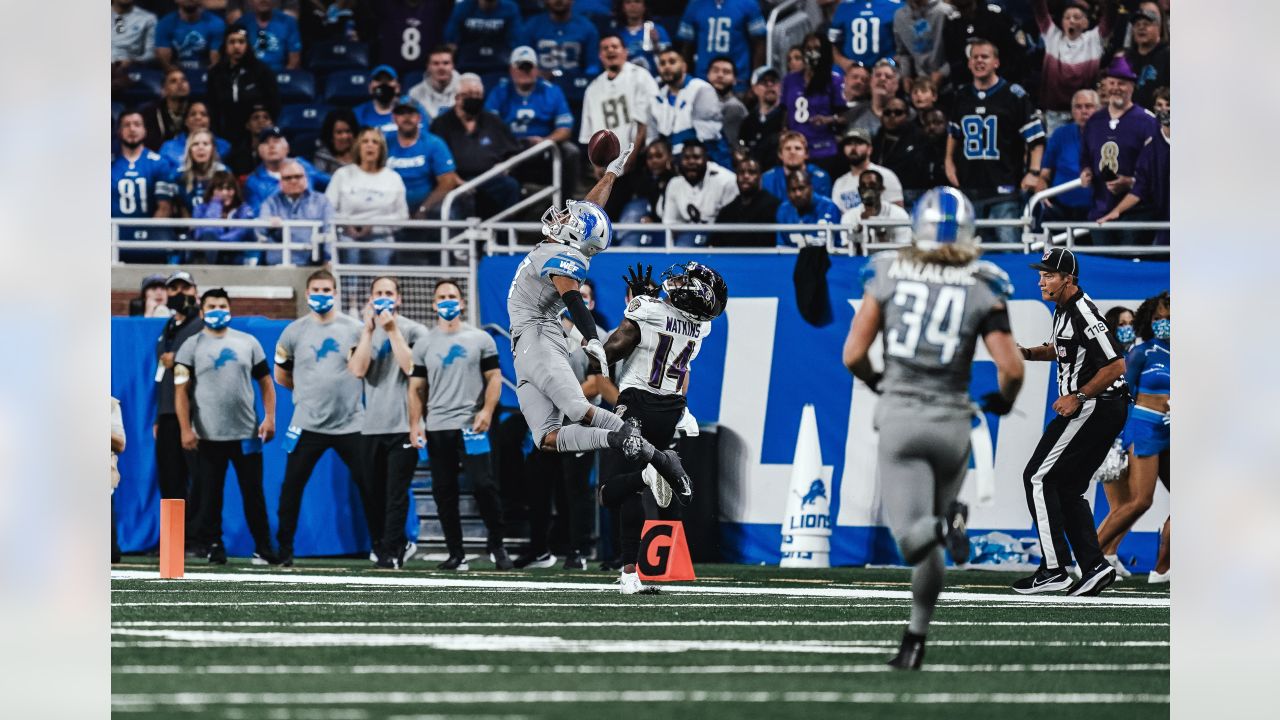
left=1009, top=83, right=1028, bottom=98
left=860, top=250, right=899, bottom=288
left=975, top=260, right=1014, bottom=299
left=540, top=251, right=588, bottom=281
left=624, top=295, right=665, bottom=322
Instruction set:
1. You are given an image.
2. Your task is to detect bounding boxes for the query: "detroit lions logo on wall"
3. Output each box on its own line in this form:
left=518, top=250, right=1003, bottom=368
left=798, top=479, right=826, bottom=508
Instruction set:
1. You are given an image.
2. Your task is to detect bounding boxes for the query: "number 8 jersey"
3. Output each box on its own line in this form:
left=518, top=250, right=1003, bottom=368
left=616, top=295, right=711, bottom=396
left=862, top=250, right=1013, bottom=400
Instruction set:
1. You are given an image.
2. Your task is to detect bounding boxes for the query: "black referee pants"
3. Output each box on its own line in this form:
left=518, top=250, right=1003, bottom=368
left=426, top=430, right=505, bottom=556
left=194, top=439, right=272, bottom=552
left=276, top=430, right=376, bottom=555
left=1022, top=396, right=1129, bottom=572
left=366, top=432, right=419, bottom=557
left=155, top=413, right=203, bottom=543
left=604, top=388, right=686, bottom=565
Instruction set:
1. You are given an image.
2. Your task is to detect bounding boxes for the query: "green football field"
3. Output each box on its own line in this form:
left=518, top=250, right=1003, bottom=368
left=111, top=557, right=1169, bottom=719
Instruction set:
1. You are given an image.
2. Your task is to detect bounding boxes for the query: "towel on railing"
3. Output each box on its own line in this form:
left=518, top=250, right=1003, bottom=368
left=793, top=244, right=832, bottom=326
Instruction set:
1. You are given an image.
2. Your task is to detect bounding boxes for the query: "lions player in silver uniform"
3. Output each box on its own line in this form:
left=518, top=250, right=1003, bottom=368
left=598, top=261, right=728, bottom=594
left=507, top=143, right=692, bottom=506
left=843, top=187, right=1026, bottom=670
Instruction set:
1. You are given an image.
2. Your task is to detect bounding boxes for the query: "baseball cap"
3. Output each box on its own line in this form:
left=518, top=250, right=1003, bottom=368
left=1029, top=247, right=1079, bottom=277
left=370, top=64, right=398, bottom=80
left=1132, top=7, right=1160, bottom=24
left=510, top=46, right=538, bottom=68
left=751, top=65, right=779, bottom=84
left=257, top=125, right=286, bottom=143
left=140, top=273, right=167, bottom=292
left=166, top=270, right=195, bottom=287
left=841, top=126, right=872, bottom=144
left=392, top=100, right=421, bottom=115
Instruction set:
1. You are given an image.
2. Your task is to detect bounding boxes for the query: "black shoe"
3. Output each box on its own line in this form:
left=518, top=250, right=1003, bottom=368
left=649, top=449, right=692, bottom=506
left=942, top=501, right=970, bottom=564
left=111, top=548, right=122, bottom=564
left=437, top=554, right=469, bottom=571
left=278, top=547, right=294, bottom=568
left=375, top=553, right=401, bottom=569
left=887, top=631, right=926, bottom=670
left=1067, top=561, right=1117, bottom=597
left=185, top=543, right=208, bottom=559
left=1011, top=566, right=1072, bottom=594
left=515, top=552, right=557, bottom=569
left=598, top=558, right=624, bottom=571
left=207, top=543, right=227, bottom=565
left=563, top=552, right=587, bottom=570
left=489, top=547, right=515, bottom=570
left=252, top=547, right=281, bottom=566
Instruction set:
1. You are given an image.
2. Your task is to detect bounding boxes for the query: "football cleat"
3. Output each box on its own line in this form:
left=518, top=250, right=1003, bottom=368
left=563, top=552, right=588, bottom=570
left=887, top=631, right=926, bottom=670
left=649, top=449, right=691, bottom=506
left=437, top=555, right=469, bottom=571
left=619, top=570, right=661, bottom=595
left=1105, top=554, right=1132, bottom=579
left=489, top=547, right=515, bottom=570
left=641, top=464, right=673, bottom=508
left=1148, top=569, right=1170, bottom=584
left=207, top=543, right=227, bottom=565
left=942, top=501, right=970, bottom=564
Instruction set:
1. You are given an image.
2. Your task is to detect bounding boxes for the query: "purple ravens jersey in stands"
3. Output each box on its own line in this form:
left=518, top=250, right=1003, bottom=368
left=678, top=0, right=766, bottom=91
left=1080, top=104, right=1158, bottom=219
left=155, top=9, right=226, bottom=71
left=828, top=0, right=900, bottom=67
left=369, top=0, right=453, bottom=75
left=780, top=70, right=847, bottom=159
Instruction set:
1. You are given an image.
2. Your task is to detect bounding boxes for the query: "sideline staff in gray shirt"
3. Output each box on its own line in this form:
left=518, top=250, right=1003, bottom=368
left=174, top=288, right=279, bottom=565
left=349, top=276, right=429, bottom=569
left=273, top=269, right=374, bottom=566
left=408, top=279, right=511, bottom=571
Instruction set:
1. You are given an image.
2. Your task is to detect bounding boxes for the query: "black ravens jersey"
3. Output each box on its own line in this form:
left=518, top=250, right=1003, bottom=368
left=947, top=78, right=1044, bottom=194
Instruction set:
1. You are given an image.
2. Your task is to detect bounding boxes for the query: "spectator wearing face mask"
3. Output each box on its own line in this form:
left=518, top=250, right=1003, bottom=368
left=840, top=168, right=911, bottom=247
left=355, top=65, right=428, bottom=134
left=781, top=33, right=847, bottom=180
left=429, top=73, right=523, bottom=218
left=129, top=274, right=173, bottom=318
left=154, top=271, right=207, bottom=555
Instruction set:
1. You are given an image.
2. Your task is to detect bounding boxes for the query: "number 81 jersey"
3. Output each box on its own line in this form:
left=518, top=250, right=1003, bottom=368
left=616, top=295, right=711, bottom=396
left=862, top=250, right=1013, bottom=398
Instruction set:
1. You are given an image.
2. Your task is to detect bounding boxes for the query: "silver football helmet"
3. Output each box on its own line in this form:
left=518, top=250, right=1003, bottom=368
left=541, top=200, right=613, bottom=257
left=911, top=187, right=978, bottom=249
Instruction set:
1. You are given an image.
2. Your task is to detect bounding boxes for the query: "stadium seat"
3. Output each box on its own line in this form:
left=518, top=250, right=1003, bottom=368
left=401, top=70, right=424, bottom=92
left=121, top=67, right=165, bottom=104
left=275, top=69, right=317, bottom=103
left=307, top=40, right=369, bottom=73
left=278, top=103, right=329, bottom=136
left=187, top=70, right=208, bottom=99
left=322, top=69, right=371, bottom=106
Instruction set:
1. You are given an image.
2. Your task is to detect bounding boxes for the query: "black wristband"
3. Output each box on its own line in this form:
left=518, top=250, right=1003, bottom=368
left=561, top=290, right=599, bottom=344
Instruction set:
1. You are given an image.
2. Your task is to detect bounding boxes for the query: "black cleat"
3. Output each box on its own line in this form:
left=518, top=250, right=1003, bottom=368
left=437, top=554, right=469, bottom=571
left=563, top=552, right=587, bottom=570
left=278, top=547, right=294, bottom=567
left=488, top=547, right=515, bottom=570
left=1012, top=566, right=1072, bottom=594
left=607, top=425, right=653, bottom=462
left=943, top=501, right=971, bottom=565
left=207, top=542, right=227, bottom=565
left=649, top=449, right=692, bottom=506
left=887, top=631, right=926, bottom=670
left=375, top=553, right=401, bottom=569
left=513, top=551, right=556, bottom=569
left=251, top=547, right=282, bottom=566
left=1067, top=561, right=1117, bottom=597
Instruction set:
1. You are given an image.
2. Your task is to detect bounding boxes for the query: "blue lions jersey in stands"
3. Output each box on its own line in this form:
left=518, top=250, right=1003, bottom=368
left=678, top=0, right=766, bottom=91
left=828, top=0, right=900, bottom=67
left=444, top=0, right=525, bottom=76
left=385, top=130, right=458, bottom=210
left=520, top=13, right=601, bottom=102
left=775, top=194, right=843, bottom=247
left=155, top=10, right=227, bottom=71
left=761, top=163, right=832, bottom=202
left=112, top=150, right=177, bottom=239
left=354, top=96, right=427, bottom=134
left=485, top=78, right=575, bottom=140
left=234, top=10, right=302, bottom=72
left=619, top=22, right=671, bottom=76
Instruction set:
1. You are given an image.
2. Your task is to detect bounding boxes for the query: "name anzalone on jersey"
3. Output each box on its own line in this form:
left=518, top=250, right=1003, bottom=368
left=615, top=295, right=711, bottom=396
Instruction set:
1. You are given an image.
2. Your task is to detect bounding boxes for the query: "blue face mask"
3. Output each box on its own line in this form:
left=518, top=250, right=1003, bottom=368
left=436, top=299, right=461, bottom=321
left=1115, top=325, right=1135, bottom=345
left=204, top=309, right=231, bottom=330
left=1152, top=318, right=1170, bottom=340
left=308, top=293, right=335, bottom=314
left=372, top=297, right=396, bottom=314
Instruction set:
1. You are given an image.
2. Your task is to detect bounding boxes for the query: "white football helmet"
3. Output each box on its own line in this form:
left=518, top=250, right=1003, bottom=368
left=911, top=186, right=978, bottom=249
left=541, top=200, right=613, bottom=257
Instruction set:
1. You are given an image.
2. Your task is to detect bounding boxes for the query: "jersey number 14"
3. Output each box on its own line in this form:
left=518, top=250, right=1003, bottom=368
left=649, top=332, right=694, bottom=390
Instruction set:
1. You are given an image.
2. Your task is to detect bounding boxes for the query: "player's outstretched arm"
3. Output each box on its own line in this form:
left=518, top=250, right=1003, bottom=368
left=583, top=142, right=634, bottom=207
left=603, top=318, right=641, bottom=365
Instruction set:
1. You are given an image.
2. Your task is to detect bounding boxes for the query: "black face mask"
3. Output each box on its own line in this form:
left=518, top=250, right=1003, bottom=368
left=859, top=188, right=881, bottom=207
left=167, top=293, right=197, bottom=315
left=461, top=96, right=485, bottom=116
left=1156, top=109, right=1170, bottom=127
left=804, top=50, right=822, bottom=68
left=372, top=84, right=397, bottom=104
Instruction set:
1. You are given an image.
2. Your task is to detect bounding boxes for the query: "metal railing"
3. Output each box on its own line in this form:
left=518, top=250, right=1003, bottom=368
left=765, top=0, right=800, bottom=73
left=438, top=138, right=562, bottom=243
left=111, top=217, right=326, bottom=265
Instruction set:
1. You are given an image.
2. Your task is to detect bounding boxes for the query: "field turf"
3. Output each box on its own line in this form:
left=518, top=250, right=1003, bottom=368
left=111, top=557, right=1169, bottom=719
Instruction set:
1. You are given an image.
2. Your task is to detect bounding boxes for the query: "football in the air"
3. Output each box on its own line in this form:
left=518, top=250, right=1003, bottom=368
left=588, top=129, right=621, bottom=167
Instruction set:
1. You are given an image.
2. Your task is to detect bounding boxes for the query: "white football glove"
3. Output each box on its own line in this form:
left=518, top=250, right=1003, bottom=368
left=585, top=338, right=610, bottom=381
left=606, top=142, right=634, bottom=177
left=676, top=407, right=700, bottom=437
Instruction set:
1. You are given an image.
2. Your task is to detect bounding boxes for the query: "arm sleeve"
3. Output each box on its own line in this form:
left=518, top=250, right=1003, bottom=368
left=1129, top=139, right=1154, bottom=201
left=978, top=305, right=1012, bottom=335
left=1123, top=344, right=1144, bottom=388
left=174, top=335, right=196, bottom=368
left=561, top=290, right=599, bottom=343
left=1031, top=0, right=1052, bottom=33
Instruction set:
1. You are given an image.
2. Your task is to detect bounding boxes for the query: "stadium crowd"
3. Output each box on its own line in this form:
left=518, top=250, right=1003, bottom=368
left=112, top=0, right=1172, bottom=261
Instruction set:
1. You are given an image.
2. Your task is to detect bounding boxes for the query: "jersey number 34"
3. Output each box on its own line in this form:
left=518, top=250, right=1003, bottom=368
left=885, top=281, right=967, bottom=364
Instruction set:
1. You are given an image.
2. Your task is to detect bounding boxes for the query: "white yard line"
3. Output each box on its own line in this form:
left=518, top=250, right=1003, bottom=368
left=110, top=690, right=1169, bottom=708
left=113, top=662, right=1170, bottom=676
left=112, top=620, right=1168, bottom=629
left=109, top=569, right=1169, bottom=608
left=109, top=629, right=1169, bottom=651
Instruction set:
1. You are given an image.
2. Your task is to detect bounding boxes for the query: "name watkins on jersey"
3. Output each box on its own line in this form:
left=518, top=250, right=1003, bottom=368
left=664, top=315, right=702, bottom=338
left=886, top=258, right=978, bottom=286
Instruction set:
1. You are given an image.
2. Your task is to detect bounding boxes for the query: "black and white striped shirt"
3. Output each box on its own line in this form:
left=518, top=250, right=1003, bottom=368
left=1049, top=289, right=1127, bottom=398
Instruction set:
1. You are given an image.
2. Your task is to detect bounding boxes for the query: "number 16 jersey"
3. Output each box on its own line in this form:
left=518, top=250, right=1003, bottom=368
left=616, top=295, right=711, bottom=396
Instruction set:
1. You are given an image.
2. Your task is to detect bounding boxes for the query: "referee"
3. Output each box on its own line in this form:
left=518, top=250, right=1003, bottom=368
left=1015, top=248, right=1128, bottom=597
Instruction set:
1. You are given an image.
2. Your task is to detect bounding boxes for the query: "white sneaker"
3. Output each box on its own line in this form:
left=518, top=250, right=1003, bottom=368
left=641, top=464, right=672, bottom=508
left=1148, top=569, right=1170, bottom=584
left=1105, top=554, right=1132, bottom=580
left=620, top=569, right=644, bottom=595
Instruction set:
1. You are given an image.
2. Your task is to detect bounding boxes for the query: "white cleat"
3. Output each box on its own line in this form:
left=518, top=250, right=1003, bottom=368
left=620, top=569, right=644, bottom=595
left=641, top=464, right=672, bottom=508
left=1105, top=553, right=1132, bottom=580
left=1148, top=569, right=1170, bottom=584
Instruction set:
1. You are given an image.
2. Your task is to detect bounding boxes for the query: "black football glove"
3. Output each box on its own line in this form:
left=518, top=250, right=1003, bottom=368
left=865, top=372, right=883, bottom=394
left=980, top=391, right=1015, bottom=416
left=623, top=263, right=660, bottom=298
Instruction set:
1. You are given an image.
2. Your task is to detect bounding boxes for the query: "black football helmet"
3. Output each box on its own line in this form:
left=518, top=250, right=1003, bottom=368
left=661, top=262, right=729, bottom=322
